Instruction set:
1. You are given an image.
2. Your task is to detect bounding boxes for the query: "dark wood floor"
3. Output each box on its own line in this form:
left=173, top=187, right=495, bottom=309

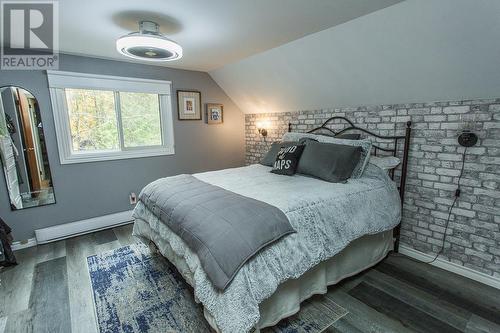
left=1, top=224, right=499, bottom=333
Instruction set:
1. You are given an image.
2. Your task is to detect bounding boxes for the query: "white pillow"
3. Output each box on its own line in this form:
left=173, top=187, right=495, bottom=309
left=369, top=156, right=401, bottom=170
left=282, top=132, right=372, bottom=178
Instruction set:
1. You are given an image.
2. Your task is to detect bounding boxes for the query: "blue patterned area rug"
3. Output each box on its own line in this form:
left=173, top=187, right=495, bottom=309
left=87, top=244, right=348, bottom=333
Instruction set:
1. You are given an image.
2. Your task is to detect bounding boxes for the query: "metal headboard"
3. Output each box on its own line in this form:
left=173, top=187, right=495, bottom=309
left=288, top=116, right=412, bottom=252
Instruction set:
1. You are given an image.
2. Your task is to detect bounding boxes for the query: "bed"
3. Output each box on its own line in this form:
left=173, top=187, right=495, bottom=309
left=132, top=117, right=412, bottom=333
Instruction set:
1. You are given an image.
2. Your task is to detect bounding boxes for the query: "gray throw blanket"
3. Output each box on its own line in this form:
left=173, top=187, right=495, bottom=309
left=136, top=174, right=295, bottom=290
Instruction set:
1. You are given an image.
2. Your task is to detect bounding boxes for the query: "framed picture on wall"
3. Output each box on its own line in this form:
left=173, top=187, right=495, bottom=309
left=177, top=90, right=201, bottom=120
left=206, top=103, right=223, bottom=124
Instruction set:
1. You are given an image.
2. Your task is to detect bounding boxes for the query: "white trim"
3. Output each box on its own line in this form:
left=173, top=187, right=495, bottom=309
left=35, top=210, right=134, bottom=244
left=47, top=72, right=175, bottom=164
left=11, top=238, right=38, bottom=251
left=55, top=146, right=174, bottom=164
left=159, top=94, right=175, bottom=153
left=46, top=70, right=172, bottom=94
left=114, top=91, right=125, bottom=150
left=399, top=245, right=500, bottom=290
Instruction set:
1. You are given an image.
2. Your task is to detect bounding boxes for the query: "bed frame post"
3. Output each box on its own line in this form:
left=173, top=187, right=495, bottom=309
left=393, top=121, right=412, bottom=253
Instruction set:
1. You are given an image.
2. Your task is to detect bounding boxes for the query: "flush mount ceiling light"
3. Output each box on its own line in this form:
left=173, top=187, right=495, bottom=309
left=116, top=21, right=182, bottom=61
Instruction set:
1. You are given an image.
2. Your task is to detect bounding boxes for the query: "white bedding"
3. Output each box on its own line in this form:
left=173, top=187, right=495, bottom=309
left=132, top=163, right=401, bottom=333
left=134, top=220, right=393, bottom=331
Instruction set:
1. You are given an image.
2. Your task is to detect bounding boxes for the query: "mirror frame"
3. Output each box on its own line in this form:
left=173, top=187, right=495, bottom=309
left=0, top=85, right=56, bottom=211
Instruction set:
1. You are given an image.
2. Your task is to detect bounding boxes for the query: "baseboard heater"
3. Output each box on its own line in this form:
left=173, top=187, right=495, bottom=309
left=35, top=210, right=134, bottom=244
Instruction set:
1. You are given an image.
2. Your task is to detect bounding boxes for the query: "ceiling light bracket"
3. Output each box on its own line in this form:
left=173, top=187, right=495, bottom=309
left=139, top=21, right=160, bottom=35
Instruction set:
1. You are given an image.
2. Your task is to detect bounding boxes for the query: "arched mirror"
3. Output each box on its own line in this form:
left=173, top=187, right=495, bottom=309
left=0, top=86, right=55, bottom=210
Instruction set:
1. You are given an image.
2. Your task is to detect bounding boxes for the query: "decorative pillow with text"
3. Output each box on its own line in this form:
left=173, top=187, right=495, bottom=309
left=260, top=141, right=300, bottom=166
left=271, top=144, right=305, bottom=176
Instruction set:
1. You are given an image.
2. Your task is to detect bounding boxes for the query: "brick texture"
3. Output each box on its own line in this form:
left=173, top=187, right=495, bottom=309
left=245, top=99, right=500, bottom=278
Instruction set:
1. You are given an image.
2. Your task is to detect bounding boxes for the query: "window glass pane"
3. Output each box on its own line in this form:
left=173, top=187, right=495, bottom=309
left=120, top=92, right=162, bottom=148
left=65, top=89, right=119, bottom=152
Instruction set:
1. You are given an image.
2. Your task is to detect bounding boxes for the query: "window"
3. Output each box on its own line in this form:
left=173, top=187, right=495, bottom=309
left=65, top=89, right=119, bottom=152
left=47, top=71, right=174, bottom=164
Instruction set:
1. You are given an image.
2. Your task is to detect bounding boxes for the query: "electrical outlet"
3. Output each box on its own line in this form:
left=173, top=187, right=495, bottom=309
left=129, top=192, right=137, bottom=205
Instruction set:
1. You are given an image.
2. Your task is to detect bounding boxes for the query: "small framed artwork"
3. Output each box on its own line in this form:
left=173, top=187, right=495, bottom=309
left=177, top=90, right=202, bottom=120
left=206, top=103, right=223, bottom=124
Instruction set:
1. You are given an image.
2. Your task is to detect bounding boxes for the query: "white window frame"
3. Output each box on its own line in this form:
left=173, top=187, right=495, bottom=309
left=47, top=70, right=175, bottom=164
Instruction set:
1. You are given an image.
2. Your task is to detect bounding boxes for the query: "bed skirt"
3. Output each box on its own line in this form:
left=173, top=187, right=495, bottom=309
left=133, top=218, right=393, bottom=332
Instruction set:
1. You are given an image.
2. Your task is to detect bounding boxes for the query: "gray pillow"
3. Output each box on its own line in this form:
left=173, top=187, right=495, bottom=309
left=260, top=141, right=299, bottom=166
left=336, top=133, right=361, bottom=140
left=297, top=141, right=362, bottom=182
left=298, top=137, right=318, bottom=144
left=282, top=132, right=372, bottom=178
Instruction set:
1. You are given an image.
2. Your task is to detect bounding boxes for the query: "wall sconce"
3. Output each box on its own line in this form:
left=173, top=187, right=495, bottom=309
left=256, top=120, right=269, bottom=138
left=458, top=114, right=478, bottom=147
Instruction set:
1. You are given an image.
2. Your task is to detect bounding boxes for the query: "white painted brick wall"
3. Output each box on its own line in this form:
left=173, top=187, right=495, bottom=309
left=245, top=98, right=500, bottom=278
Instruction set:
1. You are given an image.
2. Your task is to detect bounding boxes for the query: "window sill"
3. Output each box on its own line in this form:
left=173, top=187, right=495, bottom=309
left=59, top=147, right=175, bottom=164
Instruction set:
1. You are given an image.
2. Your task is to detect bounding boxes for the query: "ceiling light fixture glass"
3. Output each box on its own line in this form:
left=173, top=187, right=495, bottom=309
left=116, top=21, right=182, bottom=62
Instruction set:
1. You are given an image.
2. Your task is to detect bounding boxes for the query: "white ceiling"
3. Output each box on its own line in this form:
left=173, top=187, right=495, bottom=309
left=57, top=0, right=403, bottom=71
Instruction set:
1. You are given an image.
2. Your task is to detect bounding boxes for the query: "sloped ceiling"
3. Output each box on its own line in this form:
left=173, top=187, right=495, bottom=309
left=210, top=0, right=500, bottom=114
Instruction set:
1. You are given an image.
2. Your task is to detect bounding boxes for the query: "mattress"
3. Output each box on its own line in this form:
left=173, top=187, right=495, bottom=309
left=134, top=218, right=393, bottom=331
left=132, top=163, right=401, bottom=332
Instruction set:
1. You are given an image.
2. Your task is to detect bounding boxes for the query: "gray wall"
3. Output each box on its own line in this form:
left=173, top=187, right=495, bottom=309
left=0, top=54, right=245, bottom=241
left=246, top=98, right=500, bottom=278
left=210, top=0, right=500, bottom=114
